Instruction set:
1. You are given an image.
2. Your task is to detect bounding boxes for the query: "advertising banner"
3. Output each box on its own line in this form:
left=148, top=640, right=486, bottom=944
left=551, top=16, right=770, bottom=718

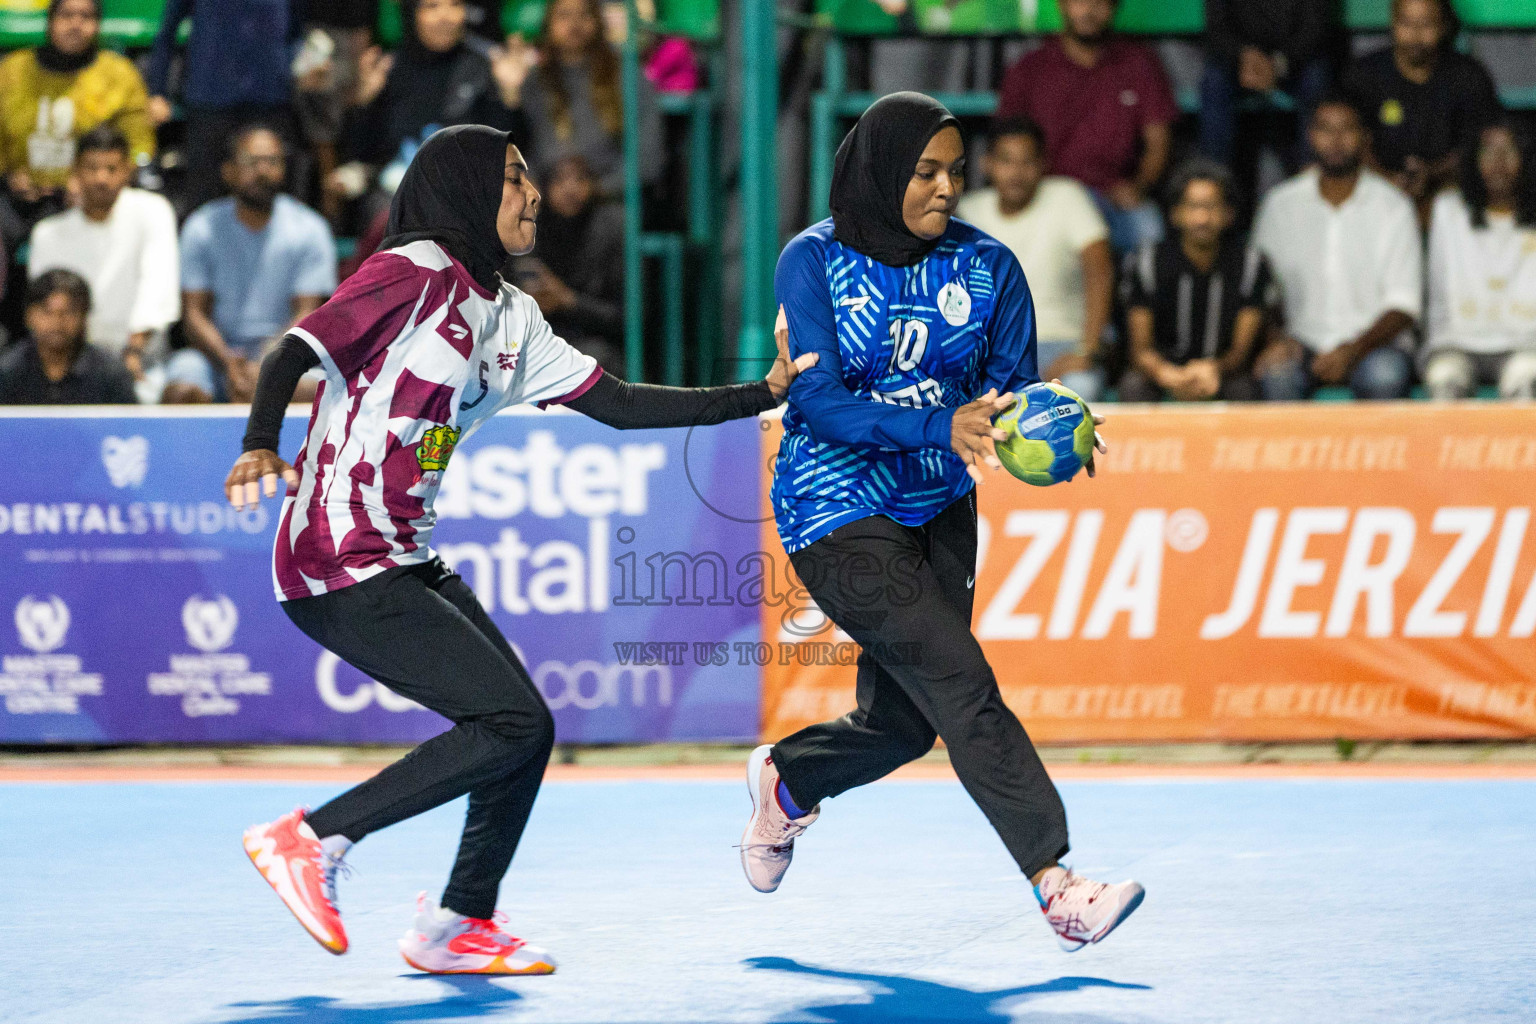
left=0, top=409, right=764, bottom=744
left=760, top=404, right=1536, bottom=743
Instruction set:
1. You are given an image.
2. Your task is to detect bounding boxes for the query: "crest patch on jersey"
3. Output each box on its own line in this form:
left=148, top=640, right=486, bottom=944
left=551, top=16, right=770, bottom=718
left=416, top=424, right=462, bottom=472
left=937, top=280, right=971, bottom=326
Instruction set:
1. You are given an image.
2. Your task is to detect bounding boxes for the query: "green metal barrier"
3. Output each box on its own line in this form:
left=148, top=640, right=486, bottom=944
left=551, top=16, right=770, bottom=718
left=737, top=0, right=777, bottom=376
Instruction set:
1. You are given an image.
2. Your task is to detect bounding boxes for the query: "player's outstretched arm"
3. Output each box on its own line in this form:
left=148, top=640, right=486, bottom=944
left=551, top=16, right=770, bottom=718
left=563, top=322, right=816, bottom=431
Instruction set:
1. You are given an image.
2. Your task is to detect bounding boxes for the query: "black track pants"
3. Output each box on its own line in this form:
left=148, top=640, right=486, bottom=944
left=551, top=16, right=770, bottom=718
left=283, top=558, right=554, bottom=920
left=771, top=494, right=1070, bottom=878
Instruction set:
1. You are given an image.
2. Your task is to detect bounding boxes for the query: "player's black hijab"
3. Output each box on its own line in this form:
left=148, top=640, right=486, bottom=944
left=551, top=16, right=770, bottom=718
left=829, top=91, right=961, bottom=268
left=381, top=124, right=512, bottom=292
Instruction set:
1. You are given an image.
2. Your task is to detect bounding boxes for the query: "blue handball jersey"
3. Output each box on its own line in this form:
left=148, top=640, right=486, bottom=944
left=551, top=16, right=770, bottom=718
left=773, top=217, right=1040, bottom=553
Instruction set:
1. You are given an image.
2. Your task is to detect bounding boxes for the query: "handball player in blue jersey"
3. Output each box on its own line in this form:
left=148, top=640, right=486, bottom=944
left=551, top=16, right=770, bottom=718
left=738, top=93, right=1144, bottom=951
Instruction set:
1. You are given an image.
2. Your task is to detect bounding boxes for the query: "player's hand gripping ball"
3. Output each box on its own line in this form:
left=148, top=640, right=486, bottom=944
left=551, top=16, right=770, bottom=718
left=993, top=381, right=1095, bottom=485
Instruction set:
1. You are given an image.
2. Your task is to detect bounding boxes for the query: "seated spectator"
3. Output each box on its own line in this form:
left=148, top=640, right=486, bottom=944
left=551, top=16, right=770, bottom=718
left=512, top=155, right=624, bottom=374
left=521, top=0, right=662, bottom=197
left=0, top=0, right=154, bottom=224
left=1199, top=0, right=1338, bottom=169
left=147, top=0, right=303, bottom=215
left=957, top=117, right=1111, bottom=402
left=1252, top=97, right=1421, bottom=401
left=1118, top=161, right=1269, bottom=403
left=1423, top=120, right=1536, bottom=400
left=296, top=2, right=381, bottom=225
left=333, top=0, right=526, bottom=208
left=1341, top=0, right=1500, bottom=215
left=28, top=125, right=179, bottom=404
left=0, top=269, right=136, bottom=405
left=176, top=126, right=336, bottom=403
left=995, top=0, right=1176, bottom=254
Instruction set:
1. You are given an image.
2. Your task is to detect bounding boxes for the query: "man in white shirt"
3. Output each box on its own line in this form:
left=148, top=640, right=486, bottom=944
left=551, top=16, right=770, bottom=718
left=1252, top=96, right=1421, bottom=400
left=958, top=116, right=1112, bottom=401
left=27, top=123, right=180, bottom=404
left=1423, top=121, right=1536, bottom=400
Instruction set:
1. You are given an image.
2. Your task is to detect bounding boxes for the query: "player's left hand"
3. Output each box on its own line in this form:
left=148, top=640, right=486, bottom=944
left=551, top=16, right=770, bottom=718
left=226, top=449, right=299, bottom=510
left=1052, top=377, right=1108, bottom=478
left=765, top=305, right=819, bottom=400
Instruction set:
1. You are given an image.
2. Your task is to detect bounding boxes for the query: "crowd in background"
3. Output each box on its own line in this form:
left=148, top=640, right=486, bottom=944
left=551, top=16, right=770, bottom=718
left=0, top=0, right=676, bottom=403
left=0, top=0, right=1534, bottom=406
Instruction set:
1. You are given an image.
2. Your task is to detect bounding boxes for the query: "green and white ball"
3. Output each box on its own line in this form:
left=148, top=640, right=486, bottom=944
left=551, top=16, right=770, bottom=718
left=994, top=381, right=1095, bottom=486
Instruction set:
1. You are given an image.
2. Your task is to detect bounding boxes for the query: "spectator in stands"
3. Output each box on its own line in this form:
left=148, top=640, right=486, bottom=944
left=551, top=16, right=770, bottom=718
left=1118, top=161, right=1269, bottom=402
left=520, top=0, right=663, bottom=197
left=957, top=117, right=1111, bottom=401
left=1423, top=120, right=1536, bottom=400
left=332, top=0, right=527, bottom=209
left=147, top=0, right=304, bottom=214
left=0, top=0, right=154, bottom=223
left=465, top=0, right=507, bottom=42
left=1252, top=96, right=1421, bottom=401
left=297, top=2, right=381, bottom=225
left=1198, top=0, right=1339, bottom=169
left=513, top=154, right=624, bottom=374
left=176, top=126, right=336, bottom=403
left=27, top=125, right=179, bottom=405
left=995, top=0, right=1176, bottom=254
left=1341, top=0, right=1500, bottom=214
left=0, top=269, right=136, bottom=405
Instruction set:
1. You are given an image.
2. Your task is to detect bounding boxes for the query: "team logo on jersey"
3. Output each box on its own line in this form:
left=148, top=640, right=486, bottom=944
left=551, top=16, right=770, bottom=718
left=937, top=280, right=972, bottom=326
left=416, top=424, right=462, bottom=472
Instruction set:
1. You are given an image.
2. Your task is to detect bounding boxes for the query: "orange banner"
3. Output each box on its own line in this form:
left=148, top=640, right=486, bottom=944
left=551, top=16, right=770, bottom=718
left=759, top=403, right=1536, bottom=743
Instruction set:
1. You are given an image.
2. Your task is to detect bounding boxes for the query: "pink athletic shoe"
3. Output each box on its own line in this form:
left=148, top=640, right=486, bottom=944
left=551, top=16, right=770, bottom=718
left=1035, top=866, right=1145, bottom=951
left=399, top=893, right=556, bottom=975
left=243, top=808, right=348, bottom=954
left=739, top=744, right=820, bottom=893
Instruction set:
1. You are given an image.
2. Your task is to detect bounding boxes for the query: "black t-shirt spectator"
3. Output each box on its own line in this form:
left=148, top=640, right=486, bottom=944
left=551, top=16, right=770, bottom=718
left=1341, top=48, right=1501, bottom=173
left=1204, top=0, right=1340, bottom=68
left=464, top=0, right=504, bottom=42
left=1121, top=240, right=1272, bottom=364
left=0, top=341, right=138, bottom=405
left=306, top=0, right=380, bottom=30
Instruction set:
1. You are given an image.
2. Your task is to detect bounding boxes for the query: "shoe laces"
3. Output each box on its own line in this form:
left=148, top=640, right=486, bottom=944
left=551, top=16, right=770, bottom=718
left=465, top=913, right=525, bottom=950
left=320, top=853, right=353, bottom=909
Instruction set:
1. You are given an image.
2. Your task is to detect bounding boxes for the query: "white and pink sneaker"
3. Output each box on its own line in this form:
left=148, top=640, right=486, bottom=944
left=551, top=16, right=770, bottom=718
left=1035, top=866, right=1145, bottom=951
left=243, top=808, right=349, bottom=954
left=739, top=744, right=820, bottom=893
left=398, top=893, right=556, bottom=975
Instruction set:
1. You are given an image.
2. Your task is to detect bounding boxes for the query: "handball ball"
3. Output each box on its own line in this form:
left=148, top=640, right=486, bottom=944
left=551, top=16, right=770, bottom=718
left=993, top=381, right=1095, bottom=486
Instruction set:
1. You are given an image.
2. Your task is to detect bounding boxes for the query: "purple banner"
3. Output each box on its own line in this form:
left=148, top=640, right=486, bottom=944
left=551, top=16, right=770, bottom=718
left=0, top=408, right=764, bottom=744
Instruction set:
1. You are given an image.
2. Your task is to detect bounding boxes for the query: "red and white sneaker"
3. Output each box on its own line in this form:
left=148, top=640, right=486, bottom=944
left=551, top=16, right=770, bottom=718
left=739, top=744, right=819, bottom=893
left=1035, top=866, right=1145, bottom=951
left=399, top=893, right=556, bottom=975
left=242, top=808, right=349, bottom=955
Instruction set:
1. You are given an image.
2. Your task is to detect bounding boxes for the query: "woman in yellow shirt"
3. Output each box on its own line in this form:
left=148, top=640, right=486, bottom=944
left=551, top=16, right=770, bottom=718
left=0, top=0, right=155, bottom=210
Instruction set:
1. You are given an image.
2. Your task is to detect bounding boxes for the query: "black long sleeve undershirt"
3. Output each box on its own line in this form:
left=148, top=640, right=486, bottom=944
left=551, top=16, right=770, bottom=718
left=565, top=371, right=779, bottom=429
left=242, top=335, right=319, bottom=453
left=242, top=339, right=779, bottom=454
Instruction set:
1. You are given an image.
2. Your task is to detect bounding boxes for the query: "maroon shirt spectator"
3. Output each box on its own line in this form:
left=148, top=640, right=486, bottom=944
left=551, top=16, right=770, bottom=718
left=997, top=37, right=1177, bottom=194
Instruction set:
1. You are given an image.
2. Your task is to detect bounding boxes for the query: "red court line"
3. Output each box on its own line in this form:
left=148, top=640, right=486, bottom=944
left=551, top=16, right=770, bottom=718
left=1, top=761, right=1533, bottom=784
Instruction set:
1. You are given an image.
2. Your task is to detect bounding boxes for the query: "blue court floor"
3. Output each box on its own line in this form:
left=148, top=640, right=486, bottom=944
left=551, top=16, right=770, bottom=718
left=1, top=776, right=1532, bottom=1023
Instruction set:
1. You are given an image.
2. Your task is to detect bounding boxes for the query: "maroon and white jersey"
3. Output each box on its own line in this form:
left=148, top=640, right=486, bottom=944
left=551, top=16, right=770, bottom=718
left=273, top=240, right=600, bottom=601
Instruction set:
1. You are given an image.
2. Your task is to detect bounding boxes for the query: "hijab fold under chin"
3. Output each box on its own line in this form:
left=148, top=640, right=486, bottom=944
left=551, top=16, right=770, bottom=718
left=829, top=91, right=961, bottom=268
left=381, top=124, right=511, bottom=292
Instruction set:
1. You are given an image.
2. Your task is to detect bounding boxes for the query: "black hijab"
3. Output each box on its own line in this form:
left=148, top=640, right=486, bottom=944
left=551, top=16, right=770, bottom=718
left=381, top=124, right=511, bottom=292
left=36, top=0, right=101, bottom=75
left=829, top=91, right=961, bottom=267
